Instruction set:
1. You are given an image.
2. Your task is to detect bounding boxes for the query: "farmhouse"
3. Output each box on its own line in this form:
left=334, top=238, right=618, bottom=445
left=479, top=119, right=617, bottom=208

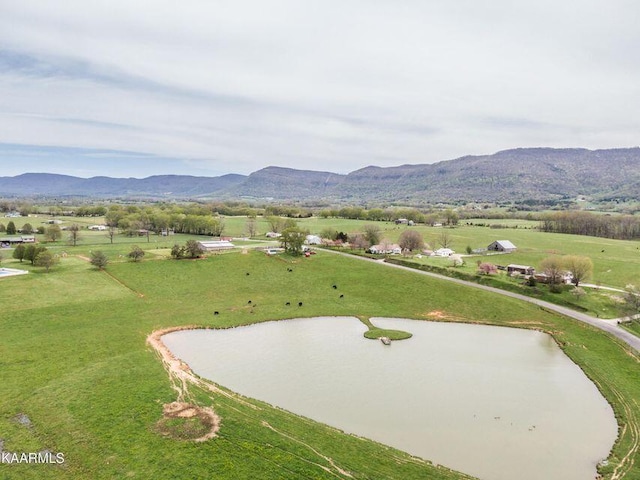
left=369, top=244, right=402, bottom=255
left=488, top=240, right=517, bottom=253
left=433, top=248, right=455, bottom=257
left=198, top=240, right=235, bottom=252
left=88, top=225, right=107, bottom=231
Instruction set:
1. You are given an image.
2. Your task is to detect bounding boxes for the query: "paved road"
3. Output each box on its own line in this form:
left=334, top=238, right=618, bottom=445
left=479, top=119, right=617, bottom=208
left=321, top=249, right=640, bottom=353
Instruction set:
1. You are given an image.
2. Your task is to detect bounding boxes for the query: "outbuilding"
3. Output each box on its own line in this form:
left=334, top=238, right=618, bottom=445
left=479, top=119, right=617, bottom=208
left=488, top=240, right=517, bottom=253
left=507, top=264, right=534, bottom=276
left=198, top=240, right=235, bottom=252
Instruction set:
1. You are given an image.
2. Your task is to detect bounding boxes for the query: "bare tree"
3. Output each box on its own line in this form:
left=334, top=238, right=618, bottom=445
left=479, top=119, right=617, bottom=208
left=68, top=224, right=81, bottom=247
left=438, top=230, right=452, bottom=249
left=246, top=217, right=257, bottom=238
left=349, top=233, right=368, bottom=250
left=398, top=230, right=424, bottom=252
left=540, top=256, right=564, bottom=288
left=563, top=255, right=593, bottom=287
left=106, top=225, right=117, bottom=244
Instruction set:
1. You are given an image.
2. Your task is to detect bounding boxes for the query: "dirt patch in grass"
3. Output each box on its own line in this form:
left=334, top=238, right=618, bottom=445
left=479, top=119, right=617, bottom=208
left=421, top=310, right=461, bottom=321
left=155, top=401, right=220, bottom=442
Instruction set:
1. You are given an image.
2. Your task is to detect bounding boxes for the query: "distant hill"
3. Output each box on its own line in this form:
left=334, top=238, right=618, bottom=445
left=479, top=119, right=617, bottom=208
left=0, top=173, right=247, bottom=197
left=237, top=166, right=344, bottom=199
left=1, top=147, right=639, bottom=203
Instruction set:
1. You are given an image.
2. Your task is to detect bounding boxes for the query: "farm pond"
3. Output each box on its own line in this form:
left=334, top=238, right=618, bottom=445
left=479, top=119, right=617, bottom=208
left=162, top=316, right=617, bottom=480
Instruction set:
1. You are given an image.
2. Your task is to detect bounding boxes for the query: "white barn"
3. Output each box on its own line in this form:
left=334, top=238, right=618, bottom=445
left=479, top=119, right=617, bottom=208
left=488, top=240, right=517, bottom=253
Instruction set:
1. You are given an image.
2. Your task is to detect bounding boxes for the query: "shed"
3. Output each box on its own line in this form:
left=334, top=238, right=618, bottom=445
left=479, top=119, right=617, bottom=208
left=488, top=240, right=517, bottom=252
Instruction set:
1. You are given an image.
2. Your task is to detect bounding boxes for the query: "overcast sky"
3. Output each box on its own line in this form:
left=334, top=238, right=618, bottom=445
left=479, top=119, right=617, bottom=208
left=1, top=1, right=638, bottom=178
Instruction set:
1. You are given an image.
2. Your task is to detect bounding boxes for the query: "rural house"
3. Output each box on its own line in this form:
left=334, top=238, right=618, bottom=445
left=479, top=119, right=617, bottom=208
left=488, top=240, right=517, bottom=252
left=369, top=244, right=402, bottom=255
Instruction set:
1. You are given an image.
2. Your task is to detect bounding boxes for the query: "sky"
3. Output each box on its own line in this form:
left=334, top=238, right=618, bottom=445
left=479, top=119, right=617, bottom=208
left=0, top=1, right=638, bottom=179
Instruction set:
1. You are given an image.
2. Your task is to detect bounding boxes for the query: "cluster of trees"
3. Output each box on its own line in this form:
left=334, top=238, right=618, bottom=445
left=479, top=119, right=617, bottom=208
left=280, top=227, right=307, bottom=255
left=104, top=205, right=226, bottom=237
left=540, top=211, right=640, bottom=240
left=71, top=206, right=108, bottom=217
left=170, top=240, right=205, bottom=259
left=12, top=244, right=58, bottom=272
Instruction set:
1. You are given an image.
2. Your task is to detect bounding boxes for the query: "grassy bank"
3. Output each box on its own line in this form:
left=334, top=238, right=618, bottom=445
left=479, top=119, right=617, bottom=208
left=0, top=250, right=638, bottom=479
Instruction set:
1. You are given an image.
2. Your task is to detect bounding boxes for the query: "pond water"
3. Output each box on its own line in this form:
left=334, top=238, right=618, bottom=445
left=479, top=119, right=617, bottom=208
left=163, top=317, right=617, bottom=480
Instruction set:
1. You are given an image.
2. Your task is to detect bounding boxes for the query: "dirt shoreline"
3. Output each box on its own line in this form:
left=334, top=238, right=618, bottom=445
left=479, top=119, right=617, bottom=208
left=146, top=325, right=223, bottom=441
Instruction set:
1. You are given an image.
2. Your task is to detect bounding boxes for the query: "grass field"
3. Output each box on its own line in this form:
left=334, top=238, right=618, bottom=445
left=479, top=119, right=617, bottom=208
left=1, top=246, right=639, bottom=479
left=8, top=214, right=640, bottom=287
left=5, top=213, right=639, bottom=321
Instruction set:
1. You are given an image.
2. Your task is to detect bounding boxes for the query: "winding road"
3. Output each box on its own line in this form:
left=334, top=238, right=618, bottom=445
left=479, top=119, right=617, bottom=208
left=321, top=249, right=640, bottom=353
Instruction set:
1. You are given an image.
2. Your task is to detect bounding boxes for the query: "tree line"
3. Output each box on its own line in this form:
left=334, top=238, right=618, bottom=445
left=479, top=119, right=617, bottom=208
left=540, top=211, right=640, bottom=240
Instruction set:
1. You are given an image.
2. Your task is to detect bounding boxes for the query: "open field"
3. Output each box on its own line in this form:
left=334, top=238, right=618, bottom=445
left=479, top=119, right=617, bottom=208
left=4, top=214, right=638, bottom=320
left=1, top=247, right=639, bottom=479
left=7, top=214, right=639, bottom=288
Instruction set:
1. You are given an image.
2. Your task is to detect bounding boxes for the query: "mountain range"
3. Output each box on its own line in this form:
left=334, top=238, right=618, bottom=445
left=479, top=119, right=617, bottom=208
left=1, top=147, right=639, bottom=204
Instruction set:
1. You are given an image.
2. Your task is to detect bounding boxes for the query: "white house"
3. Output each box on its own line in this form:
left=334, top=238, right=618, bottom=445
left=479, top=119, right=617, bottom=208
left=265, top=232, right=282, bottom=238
left=433, top=248, right=455, bottom=257
left=369, top=243, right=402, bottom=255
left=88, top=225, right=107, bottom=231
left=305, top=235, right=322, bottom=245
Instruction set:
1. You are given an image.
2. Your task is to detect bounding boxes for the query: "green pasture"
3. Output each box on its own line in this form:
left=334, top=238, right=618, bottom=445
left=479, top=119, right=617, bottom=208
left=0, top=249, right=639, bottom=479
left=4, top=213, right=639, bottom=296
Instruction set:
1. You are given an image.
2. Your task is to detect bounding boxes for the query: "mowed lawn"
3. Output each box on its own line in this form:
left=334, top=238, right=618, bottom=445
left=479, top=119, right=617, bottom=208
left=1, top=250, right=639, bottom=479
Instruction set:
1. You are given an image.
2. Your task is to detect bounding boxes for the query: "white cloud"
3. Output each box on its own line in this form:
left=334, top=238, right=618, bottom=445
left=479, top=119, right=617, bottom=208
left=0, top=0, right=639, bottom=177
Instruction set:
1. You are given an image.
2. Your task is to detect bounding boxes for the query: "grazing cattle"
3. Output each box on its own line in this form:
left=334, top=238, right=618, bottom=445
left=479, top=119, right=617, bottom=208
left=332, top=285, right=337, bottom=289
left=298, top=302, right=303, bottom=307
left=214, top=311, right=219, bottom=315
left=285, top=302, right=290, bottom=306
left=339, top=294, right=344, bottom=298
left=247, top=300, right=252, bottom=304
left=246, top=272, right=250, bottom=276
